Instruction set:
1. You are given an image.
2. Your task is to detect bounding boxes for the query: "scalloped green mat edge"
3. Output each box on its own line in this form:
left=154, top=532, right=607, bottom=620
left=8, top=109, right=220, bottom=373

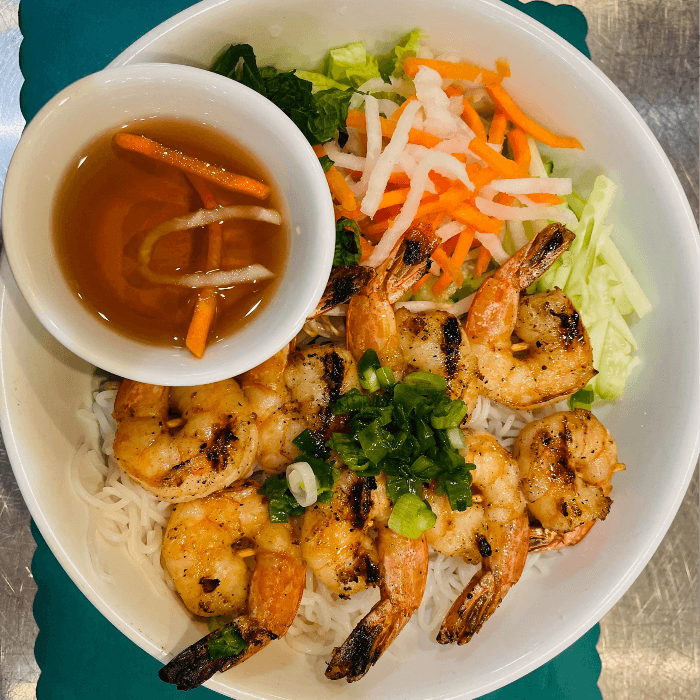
left=21, top=0, right=599, bottom=697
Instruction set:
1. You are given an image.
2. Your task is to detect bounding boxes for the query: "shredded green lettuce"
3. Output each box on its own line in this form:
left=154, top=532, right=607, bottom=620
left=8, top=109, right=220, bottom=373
left=321, top=41, right=382, bottom=88
left=535, top=175, right=651, bottom=402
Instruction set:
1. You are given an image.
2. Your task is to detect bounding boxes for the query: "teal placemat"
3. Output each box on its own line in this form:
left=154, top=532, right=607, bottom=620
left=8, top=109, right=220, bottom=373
left=21, top=1, right=598, bottom=697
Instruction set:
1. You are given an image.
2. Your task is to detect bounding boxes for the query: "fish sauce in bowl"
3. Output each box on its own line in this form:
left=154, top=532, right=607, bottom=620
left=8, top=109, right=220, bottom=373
left=52, top=120, right=288, bottom=351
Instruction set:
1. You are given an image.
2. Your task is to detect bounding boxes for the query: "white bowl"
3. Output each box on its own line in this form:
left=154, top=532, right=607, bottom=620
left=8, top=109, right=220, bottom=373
left=1, top=1, right=699, bottom=699
left=1, top=62, right=335, bottom=385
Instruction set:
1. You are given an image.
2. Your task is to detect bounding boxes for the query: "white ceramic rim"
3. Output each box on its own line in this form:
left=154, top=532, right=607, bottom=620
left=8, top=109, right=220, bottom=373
left=1, top=0, right=698, bottom=698
left=1, top=61, right=335, bottom=386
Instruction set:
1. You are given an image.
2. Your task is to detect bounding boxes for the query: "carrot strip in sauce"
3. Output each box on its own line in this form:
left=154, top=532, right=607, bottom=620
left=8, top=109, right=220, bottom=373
left=185, top=174, right=223, bottom=359
left=113, top=133, right=270, bottom=199
left=507, top=127, right=531, bottom=171
left=486, top=85, right=584, bottom=150
left=468, top=138, right=527, bottom=179
left=488, top=108, right=508, bottom=147
left=474, top=244, right=492, bottom=277
left=403, top=58, right=502, bottom=85
left=461, top=100, right=487, bottom=141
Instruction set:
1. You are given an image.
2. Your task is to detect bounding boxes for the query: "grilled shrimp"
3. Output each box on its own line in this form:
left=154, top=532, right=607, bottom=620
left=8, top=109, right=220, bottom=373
left=466, top=223, right=596, bottom=410
left=310, top=265, right=375, bottom=318
left=346, top=222, right=440, bottom=376
left=112, top=379, right=257, bottom=502
left=240, top=344, right=360, bottom=473
left=513, top=409, right=622, bottom=542
left=396, top=307, right=480, bottom=411
left=425, top=429, right=529, bottom=645
left=159, top=481, right=305, bottom=690
left=311, top=471, right=429, bottom=682
left=301, top=468, right=380, bottom=598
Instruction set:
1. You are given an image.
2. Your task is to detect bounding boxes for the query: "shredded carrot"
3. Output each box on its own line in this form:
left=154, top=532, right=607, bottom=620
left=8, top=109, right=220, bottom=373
left=412, top=272, right=431, bottom=295
left=441, top=235, right=460, bottom=256
left=496, top=57, right=511, bottom=78
left=432, top=226, right=475, bottom=296
left=377, top=187, right=438, bottom=212
left=325, top=165, right=357, bottom=211
left=466, top=164, right=500, bottom=193
left=438, top=182, right=471, bottom=210
left=403, top=58, right=502, bottom=85
left=431, top=248, right=464, bottom=288
left=451, top=225, right=476, bottom=268
left=346, top=109, right=441, bottom=148
left=448, top=201, right=503, bottom=233
left=387, top=171, right=411, bottom=187
left=461, top=100, right=487, bottom=141
left=335, top=206, right=364, bottom=221
left=468, top=138, right=527, bottom=179
left=486, top=85, right=584, bottom=150
left=359, top=235, right=375, bottom=262
left=312, top=144, right=357, bottom=211
left=488, top=108, right=508, bottom=147
left=389, top=94, right=417, bottom=122
left=444, top=85, right=463, bottom=98
left=495, top=192, right=516, bottom=206
left=507, top=127, right=531, bottom=171
left=113, top=133, right=270, bottom=199
left=184, top=174, right=223, bottom=359
left=474, top=244, right=492, bottom=277
left=528, top=192, right=565, bottom=205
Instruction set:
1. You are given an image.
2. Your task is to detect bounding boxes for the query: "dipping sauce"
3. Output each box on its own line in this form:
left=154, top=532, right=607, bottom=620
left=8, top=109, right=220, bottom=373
left=53, top=120, right=287, bottom=350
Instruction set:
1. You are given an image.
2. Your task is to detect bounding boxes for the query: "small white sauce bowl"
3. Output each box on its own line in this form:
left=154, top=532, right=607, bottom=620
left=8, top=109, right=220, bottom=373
left=2, top=63, right=335, bottom=385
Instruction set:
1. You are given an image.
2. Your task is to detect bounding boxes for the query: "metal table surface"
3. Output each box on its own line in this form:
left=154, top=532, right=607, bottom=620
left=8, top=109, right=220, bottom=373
left=0, top=0, right=697, bottom=698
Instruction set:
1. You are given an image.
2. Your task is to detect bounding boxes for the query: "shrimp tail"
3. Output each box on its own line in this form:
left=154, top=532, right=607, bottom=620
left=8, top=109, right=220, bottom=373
left=159, top=619, right=277, bottom=690
left=437, top=570, right=501, bottom=644
left=438, top=515, right=529, bottom=645
left=513, top=222, right=575, bottom=290
left=529, top=520, right=596, bottom=552
left=325, top=599, right=409, bottom=682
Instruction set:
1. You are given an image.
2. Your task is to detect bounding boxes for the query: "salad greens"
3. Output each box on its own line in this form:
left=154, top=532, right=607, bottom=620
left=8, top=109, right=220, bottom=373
left=211, top=31, right=420, bottom=145
left=334, top=217, right=363, bottom=267
left=536, top=175, right=651, bottom=402
left=211, top=43, right=352, bottom=145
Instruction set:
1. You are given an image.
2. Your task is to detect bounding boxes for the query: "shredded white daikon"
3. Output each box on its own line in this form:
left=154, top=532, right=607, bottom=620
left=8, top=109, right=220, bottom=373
left=356, top=94, right=382, bottom=197
left=475, top=196, right=578, bottom=228
left=492, top=178, right=572, bottom=196
left=360, top=99, right=423, bottom=217
left=475, top=231, right=510, bottom=265
left=365, top=151, right=475, bottom=267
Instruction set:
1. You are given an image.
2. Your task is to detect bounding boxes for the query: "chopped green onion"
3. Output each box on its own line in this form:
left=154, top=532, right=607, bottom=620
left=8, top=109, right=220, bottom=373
left=357, top=420, right=391, bottom=465
left=207, top=624, right=249, bottom=661
left=430, top=399, right=468, bottom=429
left=568, top=386, right=595, bottom=411
left=387, top=493, right=437, bottom=538
left=446, top=427, right=466, bottom=449
left=358, top=349, right=382, bottom=392
left=403, top=371, right=448, bottom=391
left=376, top=366, right=396, bottom=388
left=360, top=368, right=380, bottom=393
